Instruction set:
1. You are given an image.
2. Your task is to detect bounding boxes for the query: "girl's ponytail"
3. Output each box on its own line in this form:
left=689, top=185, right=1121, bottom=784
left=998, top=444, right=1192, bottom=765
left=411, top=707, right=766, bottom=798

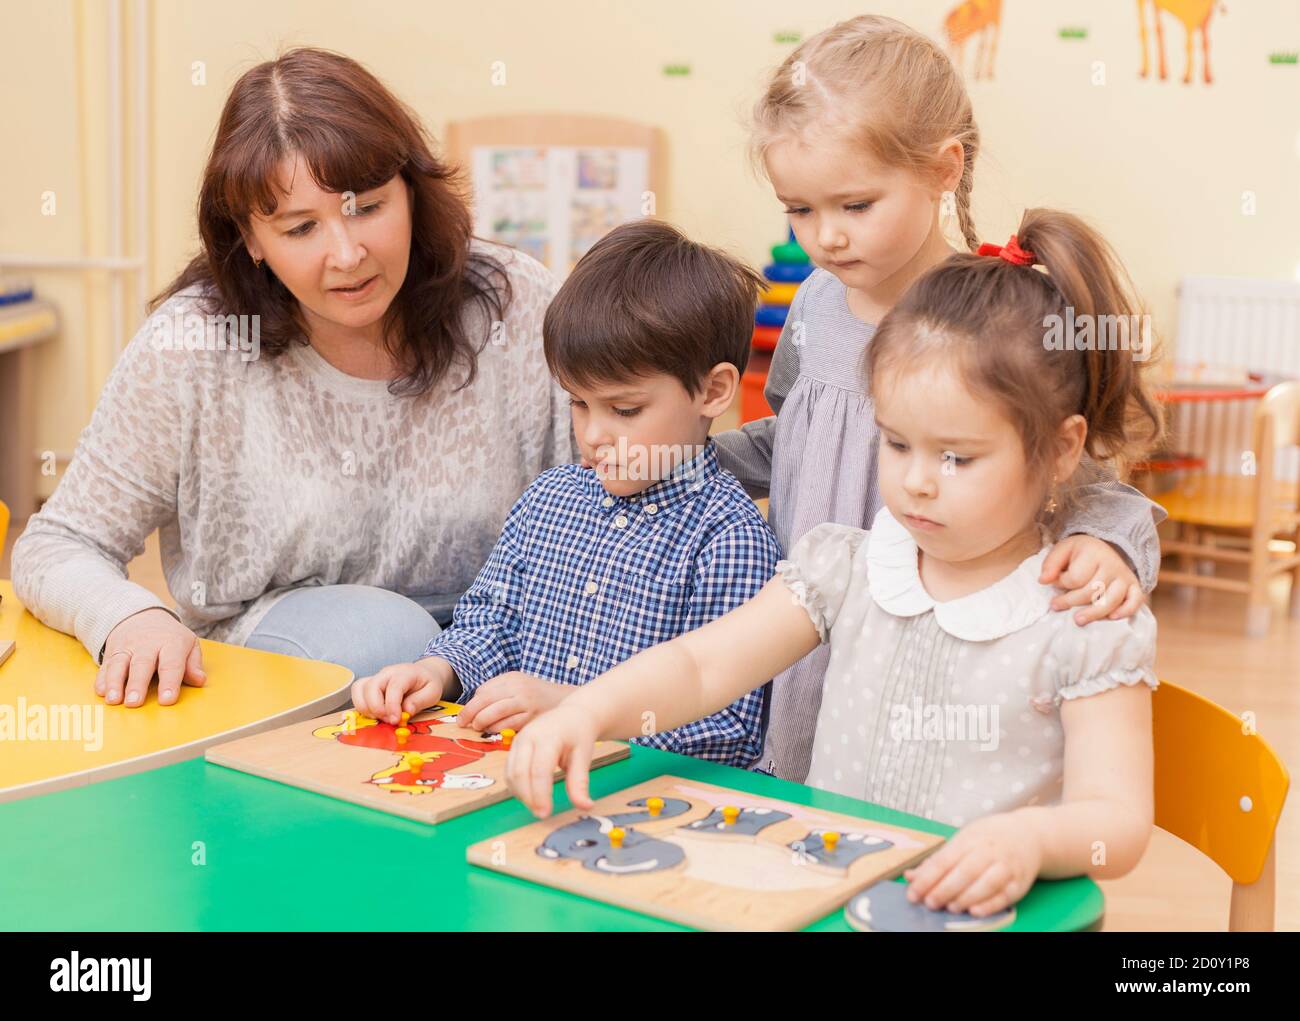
left=1013, top=209, right=1164, bottom=472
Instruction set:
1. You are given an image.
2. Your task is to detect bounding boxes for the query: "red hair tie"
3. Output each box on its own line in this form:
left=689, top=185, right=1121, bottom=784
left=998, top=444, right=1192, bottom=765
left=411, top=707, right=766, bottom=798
left=977, top=235, right=1036, bottom=266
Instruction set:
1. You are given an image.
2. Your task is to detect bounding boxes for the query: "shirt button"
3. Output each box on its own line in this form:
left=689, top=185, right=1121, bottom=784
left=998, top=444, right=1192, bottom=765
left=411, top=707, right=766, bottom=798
left=614, top=515, right=628, bottom=528
left=601, top=496, right=614, bottom=508
left=584, top=580, right=598, bottom=595
left=645, top=503, right=658, bottom=515
left=565, top=654, right=579, bottom=669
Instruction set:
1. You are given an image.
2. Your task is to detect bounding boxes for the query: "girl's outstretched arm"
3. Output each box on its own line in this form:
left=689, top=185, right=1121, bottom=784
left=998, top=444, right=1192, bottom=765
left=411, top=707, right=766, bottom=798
left=507, top=574, right=821, bottom=817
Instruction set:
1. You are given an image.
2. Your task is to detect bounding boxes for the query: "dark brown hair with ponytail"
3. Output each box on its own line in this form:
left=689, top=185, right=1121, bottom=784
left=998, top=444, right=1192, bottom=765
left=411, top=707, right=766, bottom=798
left=866, top=208, right=1164, bottom=520
left=153, top=47, right=511, bottom=397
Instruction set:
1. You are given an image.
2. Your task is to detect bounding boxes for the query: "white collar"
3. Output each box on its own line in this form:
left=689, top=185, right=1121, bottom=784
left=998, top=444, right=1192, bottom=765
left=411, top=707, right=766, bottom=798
left=866, top=507, right=1057, bottom=642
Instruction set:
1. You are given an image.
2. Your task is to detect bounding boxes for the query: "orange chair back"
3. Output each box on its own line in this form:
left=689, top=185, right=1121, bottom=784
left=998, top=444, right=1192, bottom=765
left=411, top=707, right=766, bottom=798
left=1152, top=680, right=1288, bottom=885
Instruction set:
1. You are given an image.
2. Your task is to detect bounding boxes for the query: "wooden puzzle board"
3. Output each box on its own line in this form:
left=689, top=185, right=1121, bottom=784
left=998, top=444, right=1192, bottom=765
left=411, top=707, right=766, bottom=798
left=467, top=774, right=947, bottom=931
left=206, top=702, right=628, bottom=824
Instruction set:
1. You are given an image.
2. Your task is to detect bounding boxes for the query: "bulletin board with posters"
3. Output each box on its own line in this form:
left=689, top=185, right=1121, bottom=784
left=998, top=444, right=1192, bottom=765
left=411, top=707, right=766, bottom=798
left=444, top=114, right=665, bottom=278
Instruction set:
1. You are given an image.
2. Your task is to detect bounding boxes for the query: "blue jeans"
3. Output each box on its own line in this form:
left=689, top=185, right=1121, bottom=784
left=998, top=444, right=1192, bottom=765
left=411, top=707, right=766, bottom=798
left=245, top=585, right=444, bottom=690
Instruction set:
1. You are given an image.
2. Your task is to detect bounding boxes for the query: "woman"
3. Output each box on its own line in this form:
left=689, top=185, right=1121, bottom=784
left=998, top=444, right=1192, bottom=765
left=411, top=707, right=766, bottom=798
left=12, top=48, right=573, bottom=708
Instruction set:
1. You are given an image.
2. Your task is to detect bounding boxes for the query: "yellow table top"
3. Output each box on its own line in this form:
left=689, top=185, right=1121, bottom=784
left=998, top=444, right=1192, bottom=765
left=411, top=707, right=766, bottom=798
left=0, top=581, right=353, bottom=802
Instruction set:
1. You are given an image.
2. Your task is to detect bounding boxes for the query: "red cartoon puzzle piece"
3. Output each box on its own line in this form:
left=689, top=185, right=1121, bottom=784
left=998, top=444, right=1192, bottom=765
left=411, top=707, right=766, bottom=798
left=312, top=708, right=505, bottom=796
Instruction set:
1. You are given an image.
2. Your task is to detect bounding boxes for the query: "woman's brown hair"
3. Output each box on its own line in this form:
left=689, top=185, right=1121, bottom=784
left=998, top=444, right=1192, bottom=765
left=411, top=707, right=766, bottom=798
left=866, top=208, right=1165, bottom=521
left=154, top=47, right=510, bottom=396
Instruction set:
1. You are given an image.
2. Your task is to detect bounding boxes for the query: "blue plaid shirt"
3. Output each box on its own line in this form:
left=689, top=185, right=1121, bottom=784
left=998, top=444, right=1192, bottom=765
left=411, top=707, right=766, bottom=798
left=423, top=441, right=780, bottom=766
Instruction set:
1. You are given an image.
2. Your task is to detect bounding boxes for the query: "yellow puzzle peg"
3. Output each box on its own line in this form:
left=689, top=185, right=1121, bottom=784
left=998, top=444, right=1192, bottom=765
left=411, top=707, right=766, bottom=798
left=609, top=827, right=625, bottom=850
left=395, top=726, right=411, bottom=746
left=823, top=831, right=840, bottom=854
left=722, top=805, right=740, bottom=826
left=500, top=728, right=516, bottom=749
left=647, top=797, right=664, bottom=818
left=399, top=711, right=411, bottom=726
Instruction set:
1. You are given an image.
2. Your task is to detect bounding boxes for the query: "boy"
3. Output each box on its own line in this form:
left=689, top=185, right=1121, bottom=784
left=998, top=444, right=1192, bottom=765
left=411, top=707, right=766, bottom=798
left=351, top=219, right=779, bottom=766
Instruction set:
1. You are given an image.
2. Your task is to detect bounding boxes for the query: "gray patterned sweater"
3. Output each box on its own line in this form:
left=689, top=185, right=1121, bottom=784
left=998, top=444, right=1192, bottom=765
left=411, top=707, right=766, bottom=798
left=13, top=240, right=575, bottom=660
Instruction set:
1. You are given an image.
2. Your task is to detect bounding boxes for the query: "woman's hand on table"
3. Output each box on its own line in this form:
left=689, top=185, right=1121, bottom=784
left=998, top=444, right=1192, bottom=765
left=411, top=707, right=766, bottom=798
left=506, top=702, right=601, bottom=818
left=96, top=608, right=206, bottom=708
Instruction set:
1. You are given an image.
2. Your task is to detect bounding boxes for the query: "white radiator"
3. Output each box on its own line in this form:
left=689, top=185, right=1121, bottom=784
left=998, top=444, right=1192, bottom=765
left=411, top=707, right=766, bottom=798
left=1170, top=275, right=1300, bottom=482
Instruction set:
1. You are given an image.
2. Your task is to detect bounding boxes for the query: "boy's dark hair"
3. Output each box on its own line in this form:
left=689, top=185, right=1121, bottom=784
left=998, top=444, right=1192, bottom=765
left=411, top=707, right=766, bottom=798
left=543, top=218, right=765, bottom=396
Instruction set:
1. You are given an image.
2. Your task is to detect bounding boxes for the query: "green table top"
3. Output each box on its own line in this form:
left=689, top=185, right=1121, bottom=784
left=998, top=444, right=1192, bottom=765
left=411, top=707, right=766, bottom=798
left=0, top=745, right=1103, bottom=931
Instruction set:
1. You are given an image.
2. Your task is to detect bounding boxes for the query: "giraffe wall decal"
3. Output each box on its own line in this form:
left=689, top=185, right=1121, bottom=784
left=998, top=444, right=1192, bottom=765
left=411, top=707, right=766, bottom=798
left=1137, top=0, right=1223, bottom=85
left=945, top=0, right=1002, bottom=81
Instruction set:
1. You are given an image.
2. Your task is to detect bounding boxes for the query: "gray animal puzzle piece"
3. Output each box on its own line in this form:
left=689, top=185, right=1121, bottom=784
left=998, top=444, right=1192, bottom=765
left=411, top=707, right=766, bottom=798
left=615, top=797, right=692, bottom=826
left=535, top=797, right=692, bottom=875
left=845, top=880, right=1015, bottom=932
left=677, top=806, right=790, bottom=837
left=790, top=829, right=894, bottom=869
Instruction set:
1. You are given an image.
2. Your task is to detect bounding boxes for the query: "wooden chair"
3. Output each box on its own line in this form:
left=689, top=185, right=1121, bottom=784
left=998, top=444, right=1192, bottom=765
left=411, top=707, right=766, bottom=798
left=1153, top=680, right=1289, bottom=930
left=1157, top=381, right=1300, bottom=635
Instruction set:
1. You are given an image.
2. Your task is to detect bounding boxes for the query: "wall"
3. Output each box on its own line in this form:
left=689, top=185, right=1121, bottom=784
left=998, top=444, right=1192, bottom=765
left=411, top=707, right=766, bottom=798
left=3, top=0, right=1298, bottom=497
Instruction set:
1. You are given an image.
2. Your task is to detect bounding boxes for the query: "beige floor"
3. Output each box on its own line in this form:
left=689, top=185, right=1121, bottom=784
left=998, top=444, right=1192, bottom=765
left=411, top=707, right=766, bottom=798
left=2, top=518, right=1295, bottom=931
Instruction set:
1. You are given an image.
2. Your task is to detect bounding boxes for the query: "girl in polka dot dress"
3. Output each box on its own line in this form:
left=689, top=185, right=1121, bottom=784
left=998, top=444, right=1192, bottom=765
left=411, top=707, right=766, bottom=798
left=509, top=207, right=1162, bottom=920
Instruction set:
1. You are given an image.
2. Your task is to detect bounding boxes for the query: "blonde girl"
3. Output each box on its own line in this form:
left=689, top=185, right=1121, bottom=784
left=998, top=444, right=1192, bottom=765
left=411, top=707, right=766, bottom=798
left=712, top=14, right=1166, bottom=781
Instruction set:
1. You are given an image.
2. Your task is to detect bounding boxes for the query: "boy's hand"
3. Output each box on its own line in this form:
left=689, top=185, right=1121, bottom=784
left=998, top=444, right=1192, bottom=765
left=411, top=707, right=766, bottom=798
left=457, top=672, right=573, bottom=734
left=1040, top=535, right=1143, bottom=625
left=351, top=657, right=452, bottom=724
left=901, top=811, right=1042, bottom=918
left=506, top=703, right=600, bottom=818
